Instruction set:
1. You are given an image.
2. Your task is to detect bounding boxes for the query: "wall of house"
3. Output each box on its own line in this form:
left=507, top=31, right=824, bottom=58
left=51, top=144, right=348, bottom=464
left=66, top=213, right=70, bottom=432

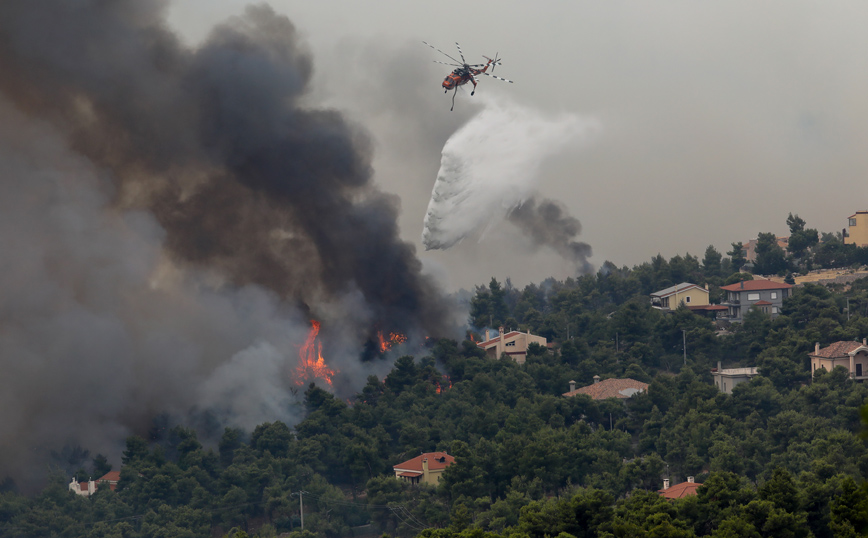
left=845, top=212, right=868, bottom=247
left=672, top=289, right=709, bottom=308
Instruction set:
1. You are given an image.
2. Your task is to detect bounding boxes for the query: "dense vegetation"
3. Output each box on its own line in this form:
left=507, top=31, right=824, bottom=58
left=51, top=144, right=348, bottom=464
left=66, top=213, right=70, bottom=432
left=3, top=216, right=868, bottom=537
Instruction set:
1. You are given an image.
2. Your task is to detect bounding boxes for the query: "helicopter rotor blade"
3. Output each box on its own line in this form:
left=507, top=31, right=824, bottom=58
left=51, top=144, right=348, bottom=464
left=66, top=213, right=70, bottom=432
left=480, top=72, right=514, bottom=83
left=422, top=41, right=461, bottom=64
left=455, top=42, right=467, bottom=65
left=433, top=60, right=462, bottom=67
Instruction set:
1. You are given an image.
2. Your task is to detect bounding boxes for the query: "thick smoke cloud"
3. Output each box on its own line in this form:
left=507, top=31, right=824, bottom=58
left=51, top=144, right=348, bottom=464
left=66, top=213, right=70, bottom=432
left=0, top=0, right=449, bottom=336
left=506, top=198, right=593, bottom=274
left=0, top=1, right=452, bottom=486
left=422, top=96, right=596, bottom=251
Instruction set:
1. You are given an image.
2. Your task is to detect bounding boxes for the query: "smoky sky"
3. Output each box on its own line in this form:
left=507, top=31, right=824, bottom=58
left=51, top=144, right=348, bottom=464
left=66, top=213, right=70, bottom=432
left=0, top=0, right=450, bottom=337
left=170, top=1, right=868, bottom=290
left=507, top=198, right=593, bottom=274
left=0, top=0, right=458, bottom=486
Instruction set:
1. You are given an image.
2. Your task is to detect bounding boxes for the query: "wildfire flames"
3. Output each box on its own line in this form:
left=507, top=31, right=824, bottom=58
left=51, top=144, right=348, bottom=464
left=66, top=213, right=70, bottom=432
left=435, top=375, right=452, bottom=394
left=377, top=331, right=408, bottom=352
left=295, top=320, right=337, bottom=386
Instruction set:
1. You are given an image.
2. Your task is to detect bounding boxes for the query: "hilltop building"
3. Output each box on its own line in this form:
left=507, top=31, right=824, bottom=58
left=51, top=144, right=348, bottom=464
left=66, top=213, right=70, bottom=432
left=719, top=280, right=792, bottom=322
left=562, top=376, right=648, bottom=400
left=711, top=362, right=759, bottom=394
left=844, top=211, right=868, bottom=247
left=650, top=283, right=709, bottom=311
left=659, top=477, right=702, bottom=500
left=393, top=452, right=454, bottom=485
left=809, top=339, right=868, bottom=380
left=477, top=327, right=546, bottom=365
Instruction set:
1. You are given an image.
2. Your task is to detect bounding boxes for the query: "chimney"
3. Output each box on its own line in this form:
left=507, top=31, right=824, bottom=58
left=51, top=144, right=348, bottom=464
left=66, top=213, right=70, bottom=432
left=717, top=361, right=722, bottom=372
left=422, top=458, right=429, bottom=477
left=663, top=479, right=670, bottom=490
left=815, top=342, right=820, bottom=354
left=569, top=380, right=576, bottom=392
left=863, top=338, right=866, bottom=346
left=740, top=281, right=744, bottom=289
left=687, top=476, right=694, bottom=483
left=593, top=375, right=600, bottom=384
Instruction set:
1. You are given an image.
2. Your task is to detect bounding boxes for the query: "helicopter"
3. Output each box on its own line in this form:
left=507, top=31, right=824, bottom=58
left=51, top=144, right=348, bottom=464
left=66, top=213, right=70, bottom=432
left=423, top=41, right=513, bottom=110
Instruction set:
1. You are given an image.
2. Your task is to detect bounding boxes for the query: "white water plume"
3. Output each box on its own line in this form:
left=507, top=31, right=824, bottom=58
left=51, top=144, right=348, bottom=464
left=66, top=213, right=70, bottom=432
left=422, top=96, right=596, bottom=250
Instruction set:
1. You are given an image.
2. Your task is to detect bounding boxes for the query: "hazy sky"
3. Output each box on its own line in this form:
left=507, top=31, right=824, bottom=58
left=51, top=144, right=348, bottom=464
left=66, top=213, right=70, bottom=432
left=169, top=1, right=868, bottom=289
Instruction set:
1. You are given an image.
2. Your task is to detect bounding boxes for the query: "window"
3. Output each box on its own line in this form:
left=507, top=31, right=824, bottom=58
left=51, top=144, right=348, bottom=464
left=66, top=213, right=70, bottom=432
left=772, top=306, right=778, bottom=314
left=850, top=218, right=857, bottom=227
left=771, top=292, right=778, bottom=299
left=858, top=364, right=863, bottom=377
left=685, top=296, right=691, bottom=303
left=747, top=293, right=760, bottom=301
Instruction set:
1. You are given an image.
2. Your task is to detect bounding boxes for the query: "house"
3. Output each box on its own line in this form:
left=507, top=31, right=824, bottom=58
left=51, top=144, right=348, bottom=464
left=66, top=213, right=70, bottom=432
left=650, top=282, right=709, bottom=311
left=809, top=339, right=868, bottom=380
left=719, top=280, right=792, bottom=321
left=97, top=471, right=121, bottom=491
left=741, top=237, right=789, bottom=262
left=844, top=211, right=868, bottom=247
left=69, top=477, right=96, bottom=496
left=711, top=361, right=759, bottom=394
left=68, top=470, right=120, bottom=496
left=659, top=477, right=702, bottom=500
left=562, top=376, right=648, bottom=400
left=476, top=326, right=547, bottom=365
left=393, top=452, right=454, bottom=485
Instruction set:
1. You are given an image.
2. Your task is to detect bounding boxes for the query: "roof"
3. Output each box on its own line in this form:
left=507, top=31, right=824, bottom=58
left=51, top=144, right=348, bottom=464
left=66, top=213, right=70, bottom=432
left=849, top=211, right=868, bottom=218
left=659, top=481, right=702, bottom=499
left=713, top=367, right=759, bottom=376
left=476, top=331, right=522, bottom=348
left=393, top=452, right=454, bottom=472
left=563, top=378, right=649, bottom=400
left=650, top=282, right=706, bottom=298
left=753, top=300, right=772, bottom=306
left=720, top=280, right=793, bottom=292
left=98, top=471, right=121, bottom=482
left=810, top=341, right=867, bottom=359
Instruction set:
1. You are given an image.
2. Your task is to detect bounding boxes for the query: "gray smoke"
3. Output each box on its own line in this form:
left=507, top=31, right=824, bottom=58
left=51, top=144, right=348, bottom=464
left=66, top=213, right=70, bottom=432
left=0, top=0, right=452, bottom=486
left=507, top=197, right=594, bottom=274
left=0, top=0, right=449, bottom=336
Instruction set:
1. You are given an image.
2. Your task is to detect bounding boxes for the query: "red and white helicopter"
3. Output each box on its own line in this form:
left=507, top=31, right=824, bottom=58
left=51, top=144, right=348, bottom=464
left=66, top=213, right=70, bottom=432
left=423, top=41, right=513, bottom=110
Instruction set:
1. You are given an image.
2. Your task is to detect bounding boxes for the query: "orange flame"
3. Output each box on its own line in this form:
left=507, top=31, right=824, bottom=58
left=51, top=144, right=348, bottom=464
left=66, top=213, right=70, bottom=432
left=377, top=331, right=408, bottom=352
left=295, top=320, right=336, bottom=386
left=435, top=374, right=452, bottom=394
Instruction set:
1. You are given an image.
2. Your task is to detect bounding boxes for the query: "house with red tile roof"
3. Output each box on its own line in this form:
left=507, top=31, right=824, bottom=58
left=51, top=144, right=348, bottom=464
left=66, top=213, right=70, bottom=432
left=97, top=471, right=121, bottom=491
left=393, top=452, right=454, bottom=486
left=562, top=376, right=648, bottom=400
left=719, top=279, right=792, bottom=321
left=659, top=477, right=702, bottom=500
left=476, top=326, right=546, bottom=365
left=809, top=339, right=868, bottom=380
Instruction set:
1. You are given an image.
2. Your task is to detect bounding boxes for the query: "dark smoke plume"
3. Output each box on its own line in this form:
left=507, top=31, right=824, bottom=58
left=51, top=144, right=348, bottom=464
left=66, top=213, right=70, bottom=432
left=507, top=197, right=594, bottom=274
left=0, top=0, right=449, bottom=336
left=0, top=0, right=454, bottom=487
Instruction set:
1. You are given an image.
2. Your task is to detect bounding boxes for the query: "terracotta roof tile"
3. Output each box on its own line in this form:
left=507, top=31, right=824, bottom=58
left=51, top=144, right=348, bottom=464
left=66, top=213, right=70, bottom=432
left=720, top=280, right=793, bottom=291
left=393, top=452, right=454, bottom=472
left=97, top=471, right=121, bottom=482
left=659, top=481, right=702, bottom=499
left=563, top=378, right=648, bottom=400
left=753, top=300, right=772, bottom=305
left=810, top=341, right=866, bottom=358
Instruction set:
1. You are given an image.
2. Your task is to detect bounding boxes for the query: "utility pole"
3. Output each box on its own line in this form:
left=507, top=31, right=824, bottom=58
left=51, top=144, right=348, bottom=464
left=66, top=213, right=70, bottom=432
left=292, top=491, right=305, bottom=530
left=682, top=329, right=687, bottom=366
left=847, top=297, right=850, bottom=321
